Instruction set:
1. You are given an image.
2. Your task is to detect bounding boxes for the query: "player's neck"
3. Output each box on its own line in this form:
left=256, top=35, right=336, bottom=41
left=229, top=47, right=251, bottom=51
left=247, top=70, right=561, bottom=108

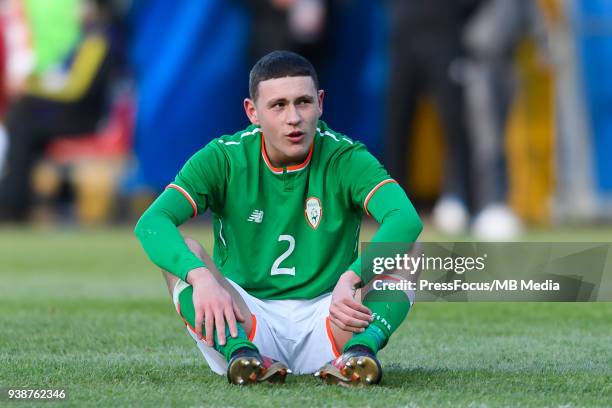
left=262, top=139, right=312, bottom=169
left=269, top=153, right=307, bottom=168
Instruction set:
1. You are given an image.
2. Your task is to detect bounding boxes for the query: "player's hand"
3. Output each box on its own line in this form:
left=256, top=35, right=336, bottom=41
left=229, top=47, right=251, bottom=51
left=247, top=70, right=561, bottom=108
left=187, top=268, right=245, bottom=347
left=329, top=271, right=372, bottom=333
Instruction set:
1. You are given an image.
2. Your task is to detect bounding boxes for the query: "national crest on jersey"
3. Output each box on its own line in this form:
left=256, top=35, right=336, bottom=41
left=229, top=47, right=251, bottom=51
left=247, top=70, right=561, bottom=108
left=171, top=120, right=394, bottom=300
left=305, top=197, right=322, bottom=229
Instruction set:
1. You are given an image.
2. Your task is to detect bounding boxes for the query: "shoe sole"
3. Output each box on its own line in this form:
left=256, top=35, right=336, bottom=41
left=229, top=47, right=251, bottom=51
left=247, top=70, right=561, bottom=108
left=227, top=357, right=290, bottom=385
left=315, top=355, right=381, bottom=386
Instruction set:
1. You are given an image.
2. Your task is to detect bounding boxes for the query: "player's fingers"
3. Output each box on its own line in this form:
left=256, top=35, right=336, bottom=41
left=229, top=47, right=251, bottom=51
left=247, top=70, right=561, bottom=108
left=346, top=307, right=372, bottom=323
left=329, top=309, right=348, bottom=331
left=336, top=299, right=371, bottom=323
left=232, top=301, right=246, bottom=323
left=338, top=304, right=369, bottom=330
left=329, top=316, right=345, bottom=332
left=204, top=308, right=214, bottom=346
left=330, top=309, right=363, bottom=333
left=344, top=297, right=372, bottom=316
left=214, top=309, right=226, bottom=346
left=330, top=304, right=361, bottom=331
left=224, top=306, right=238, bottom=338
left=194, top=307, right=204, bottom=340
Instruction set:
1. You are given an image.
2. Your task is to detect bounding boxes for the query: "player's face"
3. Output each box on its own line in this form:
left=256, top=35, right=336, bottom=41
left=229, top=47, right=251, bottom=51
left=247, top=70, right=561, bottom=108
left=244, top=76, right=324, bottom=168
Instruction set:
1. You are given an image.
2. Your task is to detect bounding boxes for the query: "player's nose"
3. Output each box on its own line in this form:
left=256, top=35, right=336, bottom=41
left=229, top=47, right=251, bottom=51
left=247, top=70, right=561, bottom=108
left=285, top=104, right=301, bottom=125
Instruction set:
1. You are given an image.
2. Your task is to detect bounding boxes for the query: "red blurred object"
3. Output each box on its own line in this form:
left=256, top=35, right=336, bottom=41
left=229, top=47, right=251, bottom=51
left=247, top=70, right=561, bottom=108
left=46, top=95, right=134, bottom=164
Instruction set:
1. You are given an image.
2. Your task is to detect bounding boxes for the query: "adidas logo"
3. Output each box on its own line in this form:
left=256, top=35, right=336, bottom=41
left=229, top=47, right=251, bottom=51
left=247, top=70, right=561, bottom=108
left=247, top=210, right=264, bottom=223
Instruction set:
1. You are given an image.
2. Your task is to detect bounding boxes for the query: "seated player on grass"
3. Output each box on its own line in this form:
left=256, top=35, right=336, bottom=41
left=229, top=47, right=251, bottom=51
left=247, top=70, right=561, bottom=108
left=135, top=50, right=422, bottom=386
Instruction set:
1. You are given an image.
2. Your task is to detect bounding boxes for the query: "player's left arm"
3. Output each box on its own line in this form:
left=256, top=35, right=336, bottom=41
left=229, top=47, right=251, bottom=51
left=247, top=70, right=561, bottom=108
left=330, top=182, right=422, bottom=331
left=346, top=181, right=423, bottom=280
left=329, top=144, right=422, bottom=332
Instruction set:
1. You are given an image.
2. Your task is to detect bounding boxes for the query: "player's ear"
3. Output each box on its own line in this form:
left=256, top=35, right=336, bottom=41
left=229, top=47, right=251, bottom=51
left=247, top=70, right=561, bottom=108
left=244, top=98, right=259, bottom=125
left=317, top=89, right=324, bottom=117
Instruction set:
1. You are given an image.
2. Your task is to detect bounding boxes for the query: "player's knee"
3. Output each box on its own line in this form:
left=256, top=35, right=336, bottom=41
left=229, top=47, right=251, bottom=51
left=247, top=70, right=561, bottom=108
left=184, top=236, right=205, bottom=260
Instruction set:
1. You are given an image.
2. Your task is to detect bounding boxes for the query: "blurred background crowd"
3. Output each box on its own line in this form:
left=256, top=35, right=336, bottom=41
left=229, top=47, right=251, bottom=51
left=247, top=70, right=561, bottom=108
left=0, top=0, right=610, bottom=240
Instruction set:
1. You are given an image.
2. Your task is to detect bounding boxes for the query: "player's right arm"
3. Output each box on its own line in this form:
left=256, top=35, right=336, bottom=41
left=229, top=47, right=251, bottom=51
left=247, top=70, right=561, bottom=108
left=134, top=186, right=207, bottom=280
left=134, top=142, right=241, bottom=345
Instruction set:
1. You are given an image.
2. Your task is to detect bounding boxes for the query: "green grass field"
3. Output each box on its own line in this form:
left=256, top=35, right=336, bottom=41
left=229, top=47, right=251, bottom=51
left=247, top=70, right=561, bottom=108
left=1, top=225, right=611, bottom=407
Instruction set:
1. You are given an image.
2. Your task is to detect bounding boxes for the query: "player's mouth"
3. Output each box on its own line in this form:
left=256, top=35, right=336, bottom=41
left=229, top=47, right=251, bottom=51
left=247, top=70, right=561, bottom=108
left=286, top=130, right=305, bottom=143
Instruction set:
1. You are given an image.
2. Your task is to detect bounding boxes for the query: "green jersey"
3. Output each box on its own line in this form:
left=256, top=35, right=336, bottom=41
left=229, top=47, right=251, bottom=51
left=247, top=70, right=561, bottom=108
left=168, top=121, right=394, bottom=300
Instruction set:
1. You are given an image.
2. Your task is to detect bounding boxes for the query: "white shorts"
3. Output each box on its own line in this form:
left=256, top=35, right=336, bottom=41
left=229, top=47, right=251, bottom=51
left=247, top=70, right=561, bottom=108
left=172, top=278, right=340, bottom=375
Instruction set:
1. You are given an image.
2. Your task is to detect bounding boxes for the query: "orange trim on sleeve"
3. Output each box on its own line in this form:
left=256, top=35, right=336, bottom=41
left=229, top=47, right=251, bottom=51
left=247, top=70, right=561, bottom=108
left=167, top=183, right=198, bottom=217
left=248, top=314, right=257, bottom=341
left=325, top=317, right=341, bottom=358
left=363, top=179, right=397, bottom=216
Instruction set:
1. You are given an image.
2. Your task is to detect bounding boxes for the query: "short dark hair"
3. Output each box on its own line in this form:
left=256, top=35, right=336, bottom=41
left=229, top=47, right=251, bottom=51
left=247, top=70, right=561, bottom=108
left=249, top=50, right=319, bottom=101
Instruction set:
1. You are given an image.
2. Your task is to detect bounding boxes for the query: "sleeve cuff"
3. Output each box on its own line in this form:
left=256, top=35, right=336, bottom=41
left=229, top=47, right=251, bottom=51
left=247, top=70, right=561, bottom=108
left=177, top=259, right=208, bottom=282
left=347, top=258, right=362, bottom=278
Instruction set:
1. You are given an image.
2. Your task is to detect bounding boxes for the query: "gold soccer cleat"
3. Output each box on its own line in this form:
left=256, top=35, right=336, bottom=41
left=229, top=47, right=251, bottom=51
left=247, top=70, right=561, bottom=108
left=227, top=348, right=291, bottom=385
left=314, top=346, right=382, bottom=387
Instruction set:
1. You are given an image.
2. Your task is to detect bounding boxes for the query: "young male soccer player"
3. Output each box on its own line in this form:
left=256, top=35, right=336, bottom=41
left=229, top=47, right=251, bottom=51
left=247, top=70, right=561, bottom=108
left=135, top=50, right=423, bottom=386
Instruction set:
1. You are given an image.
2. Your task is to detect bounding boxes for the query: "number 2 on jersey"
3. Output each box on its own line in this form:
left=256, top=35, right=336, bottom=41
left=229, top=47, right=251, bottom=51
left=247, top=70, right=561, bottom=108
left=271, top=235, right=295, bottom=276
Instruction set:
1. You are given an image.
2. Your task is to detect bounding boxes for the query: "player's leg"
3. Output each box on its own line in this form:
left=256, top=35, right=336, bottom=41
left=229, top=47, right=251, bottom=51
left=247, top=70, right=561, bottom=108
left=318, top=283, right=413, bottom=386
left=162, top=237, right=252, bottom=334
left=318, top=244, right=420, bottom=385
left=333, top=243, right=421, bottom=350
left=164, top=236, right=289, bottom=384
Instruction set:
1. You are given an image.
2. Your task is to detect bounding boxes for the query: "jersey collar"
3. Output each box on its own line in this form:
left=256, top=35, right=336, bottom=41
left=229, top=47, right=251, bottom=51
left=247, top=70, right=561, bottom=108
left=261, top=135, right=314, bottom=175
